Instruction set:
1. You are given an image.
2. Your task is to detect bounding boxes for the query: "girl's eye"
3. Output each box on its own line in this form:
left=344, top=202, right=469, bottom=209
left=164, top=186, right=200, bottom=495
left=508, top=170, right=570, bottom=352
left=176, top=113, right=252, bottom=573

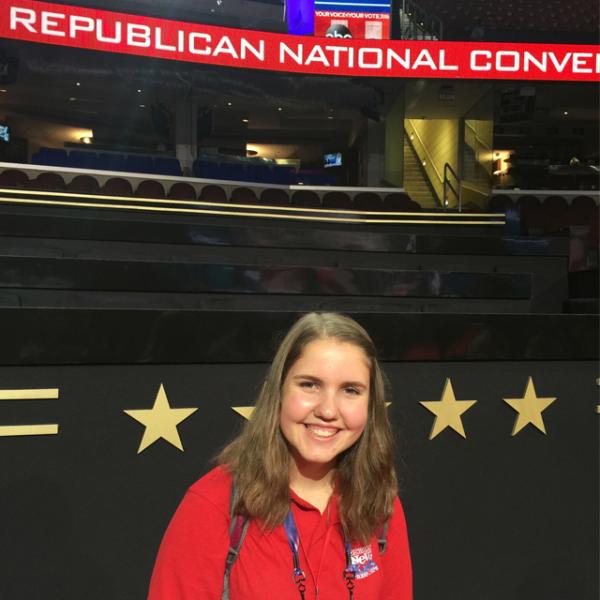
left=299, top=381, right=317, bottom=390
left=344, top=387, right=360, bottom=395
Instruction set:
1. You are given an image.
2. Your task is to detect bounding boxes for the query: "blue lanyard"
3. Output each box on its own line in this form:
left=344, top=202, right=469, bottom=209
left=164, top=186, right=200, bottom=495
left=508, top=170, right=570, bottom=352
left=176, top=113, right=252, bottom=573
left=284, top=509, right=356, bottom=599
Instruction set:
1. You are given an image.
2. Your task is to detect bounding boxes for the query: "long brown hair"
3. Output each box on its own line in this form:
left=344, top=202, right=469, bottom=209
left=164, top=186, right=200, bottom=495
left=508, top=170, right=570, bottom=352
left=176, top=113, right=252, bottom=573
left=218, top=312, right=397, bottom=543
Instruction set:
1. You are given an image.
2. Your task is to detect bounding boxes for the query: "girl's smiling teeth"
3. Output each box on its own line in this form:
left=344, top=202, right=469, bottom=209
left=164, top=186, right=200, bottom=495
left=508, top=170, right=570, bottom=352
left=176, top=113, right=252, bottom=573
left=304, top=424, right=339, bottom=438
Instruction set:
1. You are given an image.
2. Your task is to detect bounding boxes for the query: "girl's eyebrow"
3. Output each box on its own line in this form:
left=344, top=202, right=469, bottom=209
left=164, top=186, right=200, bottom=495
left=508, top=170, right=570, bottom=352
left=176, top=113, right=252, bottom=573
left=292, top=375, right=367, bottom=389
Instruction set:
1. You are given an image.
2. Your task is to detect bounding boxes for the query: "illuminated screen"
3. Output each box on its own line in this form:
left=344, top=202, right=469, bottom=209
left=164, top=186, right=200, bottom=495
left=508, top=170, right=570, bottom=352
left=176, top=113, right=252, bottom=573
left=324, top=152, right=342, bottom=168
left=286, top=0, right=315, bottom=35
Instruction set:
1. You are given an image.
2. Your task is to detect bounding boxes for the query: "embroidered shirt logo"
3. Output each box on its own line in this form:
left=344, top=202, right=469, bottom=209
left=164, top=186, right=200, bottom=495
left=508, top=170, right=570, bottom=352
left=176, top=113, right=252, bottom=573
left=350, top=544, right=379, bottom=579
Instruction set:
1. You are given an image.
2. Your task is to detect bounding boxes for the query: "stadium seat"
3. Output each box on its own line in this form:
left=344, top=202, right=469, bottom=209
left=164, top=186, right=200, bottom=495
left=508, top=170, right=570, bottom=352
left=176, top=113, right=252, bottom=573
left=353, top=192, right=384, bottom=211
left=154, top=157, right=182, bottom=176
left=69, top=150, right=99, bottom=170
left=31, top=147, right=69, bottom=167
left=383, top=193, right=420, bottom=211
left=569, top=196, right=597, bottom=226
left=199, top=184, right=227, bottom=203
left=168, top=182, right=197, bottom=200
left=489, top=195, right=513, bottom=212
left=28, top=172, right=66, bottom=192
left=67, top=175, right=101, bottom=194
left=125, top=155, right=155, bottom=174
left=260, top=188, right=290, bottom=207
left=0, top=169, right=29, bottom=188
left=543, top=195, right=568, bottom=232
left=97, top=153, right=127, bottom=172
left=219, top=163, right=246, bottom=182
left=231, top=187, right=258, bottom=204
left=101, top=177, right=134, bottom=196
left=291, top=190, right=321, bottom=208
left=517, top=195, right=543, bottom=233
left=322, top=191, right=352, bottom=210
left=135, top=180, right=166, bottom=198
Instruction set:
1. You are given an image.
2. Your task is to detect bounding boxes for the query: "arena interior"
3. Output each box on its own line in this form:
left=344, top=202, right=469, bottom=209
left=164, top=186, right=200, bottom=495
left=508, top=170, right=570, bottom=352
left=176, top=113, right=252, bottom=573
left=0, top=0, right=598, bottom=598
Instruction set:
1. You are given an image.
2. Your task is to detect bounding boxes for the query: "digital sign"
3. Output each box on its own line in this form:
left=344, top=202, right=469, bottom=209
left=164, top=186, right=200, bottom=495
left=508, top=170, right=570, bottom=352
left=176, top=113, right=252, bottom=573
left=315, top=0, right=391, bottom=40
left=1, top=1, right=598, bottom=82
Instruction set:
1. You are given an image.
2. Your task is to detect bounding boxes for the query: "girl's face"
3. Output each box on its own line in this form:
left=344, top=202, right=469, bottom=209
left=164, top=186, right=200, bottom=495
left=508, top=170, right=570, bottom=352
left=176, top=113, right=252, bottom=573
left=280, top=338, right=370, bottom=477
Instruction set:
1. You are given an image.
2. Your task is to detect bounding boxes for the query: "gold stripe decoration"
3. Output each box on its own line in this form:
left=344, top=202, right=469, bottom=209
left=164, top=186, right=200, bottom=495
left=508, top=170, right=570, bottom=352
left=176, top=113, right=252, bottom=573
left=420, top=378, right=477, bottom=440
left=0, top=388, right=59, bottom=400
left=0, top=424, right=59, bottom=437
left=0, top=388, right=60, bottom=437
left=503, top=377, right=556, bottom=436
left=124, top=384, right=198, bottom=453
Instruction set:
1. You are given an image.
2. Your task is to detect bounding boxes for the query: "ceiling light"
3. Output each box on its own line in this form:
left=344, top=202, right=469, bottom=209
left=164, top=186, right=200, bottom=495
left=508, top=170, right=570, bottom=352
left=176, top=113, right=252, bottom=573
left=242, top=118, right=249, bottom=123
left=327, top=116, right=333, bottom=120
left=80, top=136, right=93, bottom=144
left=76, top=82, right=81, bottom=86
left=227, top=101, right=232, bottom=106
left=563, top=111, right=568, bottom=115
left=139, top=104, right=146, bottom=108
left=137, top=89, right=142, bottom=93
left=69, top=97, right=76, bottom=101
left=277, top=107, right=283, bottom=111
left=0, top=89, right=7, bottom=93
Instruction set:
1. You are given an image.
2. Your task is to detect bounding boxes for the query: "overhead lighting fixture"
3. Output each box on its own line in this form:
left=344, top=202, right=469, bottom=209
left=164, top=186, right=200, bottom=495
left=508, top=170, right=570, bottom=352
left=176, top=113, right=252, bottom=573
left=327, top=116, right=333, bottom=120
left=80, top=136, right=93, bottom=144
left=76, top=82, right=81, bottom=87
left=139, top=104, right=146, bottom=108
left=137, top=89, right=142, bottom=93
left=277, top=107, right=283, bottom=111
left=69, top=97, right=76, bottom=101
left=563, top=111, right=569, bottom=115
left=242, top=118, right=249, bottom=123
left=0, top=89, right=7, bottom=93
left=227, top=101, right=232, bottom=106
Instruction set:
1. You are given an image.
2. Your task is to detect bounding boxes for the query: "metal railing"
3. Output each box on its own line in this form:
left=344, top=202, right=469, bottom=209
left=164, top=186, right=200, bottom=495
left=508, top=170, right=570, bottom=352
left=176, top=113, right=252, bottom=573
left=399, top=0, right=443, bottom=40
left=443, top=162, right=462, bottom=212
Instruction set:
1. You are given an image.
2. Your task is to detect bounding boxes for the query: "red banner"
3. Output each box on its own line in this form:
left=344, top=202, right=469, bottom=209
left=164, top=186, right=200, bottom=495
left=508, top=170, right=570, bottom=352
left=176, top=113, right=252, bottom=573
left=0, top=0, right=598, bottom=81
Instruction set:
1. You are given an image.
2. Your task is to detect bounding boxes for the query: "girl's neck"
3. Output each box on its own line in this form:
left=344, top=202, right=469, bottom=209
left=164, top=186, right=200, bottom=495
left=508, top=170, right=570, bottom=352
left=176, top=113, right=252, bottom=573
left=289, top=458, right=335, bottom=514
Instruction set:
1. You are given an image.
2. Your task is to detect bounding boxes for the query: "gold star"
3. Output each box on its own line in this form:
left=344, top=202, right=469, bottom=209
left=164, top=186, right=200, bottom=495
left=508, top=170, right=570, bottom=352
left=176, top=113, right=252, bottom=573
left=124, top=384, right=198, bottom=453
left=504, top=377, right=556, bottom=435
left=420, top=378, right=477, bottom=440
left=232, top=406, right=254, bottom=420
left=231, top=403, right=392, bottom=421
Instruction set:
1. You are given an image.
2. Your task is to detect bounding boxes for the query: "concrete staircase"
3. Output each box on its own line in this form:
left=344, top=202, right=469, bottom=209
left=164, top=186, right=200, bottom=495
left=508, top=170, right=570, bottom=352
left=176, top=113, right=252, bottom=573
left=403, top=134, right=440, bottom=209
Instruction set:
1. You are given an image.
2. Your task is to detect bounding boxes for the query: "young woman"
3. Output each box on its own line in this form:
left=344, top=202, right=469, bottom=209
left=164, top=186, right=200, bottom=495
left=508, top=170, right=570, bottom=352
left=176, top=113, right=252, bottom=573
left=148, top=312, right=412, bottom=599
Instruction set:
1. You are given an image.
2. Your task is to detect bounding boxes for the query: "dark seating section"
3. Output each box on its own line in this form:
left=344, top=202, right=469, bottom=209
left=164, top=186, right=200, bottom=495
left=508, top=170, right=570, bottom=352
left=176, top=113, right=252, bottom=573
left=323, top=191, right=352, bottom=210
left=354, top=192, right=384, bottom=212
left=291, top=189, right=321, bottom=208
left=29, top=172, right=66, bottom=192
left=168, top=182, right=196, bottom=200
left=136, top=180, right=166, bottom=199
left=67, top=175, right=101, bottom=194
left=260, top=188, right=290, bottom=207
left=416, top=0, right=598, bottom=38
left=193, top=157, right=295, bottom=185
left=0, top=169, right=30, bottom=189
left=199, top=184, right=228, bottom=203
left=231, top=187, right=258, bottom=204
left=488, top=192, right=600, bottom=238
left=384, top=193, right=421, bottom=211
left=31, top=147, right=183, bottom=176
left=101, top=177, right=133, bottom=197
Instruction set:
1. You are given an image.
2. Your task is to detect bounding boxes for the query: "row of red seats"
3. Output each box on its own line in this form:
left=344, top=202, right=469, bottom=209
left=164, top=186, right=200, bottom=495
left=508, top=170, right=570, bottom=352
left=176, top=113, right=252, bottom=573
left=417, top=0, right=598, bottom=31
left=491, top=194, right=599, bottom=232
left=0, top=169, right=422, bottom=212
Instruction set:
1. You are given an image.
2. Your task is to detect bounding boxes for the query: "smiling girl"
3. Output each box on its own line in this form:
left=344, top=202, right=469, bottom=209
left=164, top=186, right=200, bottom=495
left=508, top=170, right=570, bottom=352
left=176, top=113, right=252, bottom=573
left=148, top=312, right=412, bottom=599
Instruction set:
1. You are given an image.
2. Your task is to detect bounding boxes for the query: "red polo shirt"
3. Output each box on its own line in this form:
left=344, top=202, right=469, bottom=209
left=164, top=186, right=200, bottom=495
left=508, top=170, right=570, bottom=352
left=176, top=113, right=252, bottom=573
left=148, top=467, right=412, bottom=599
